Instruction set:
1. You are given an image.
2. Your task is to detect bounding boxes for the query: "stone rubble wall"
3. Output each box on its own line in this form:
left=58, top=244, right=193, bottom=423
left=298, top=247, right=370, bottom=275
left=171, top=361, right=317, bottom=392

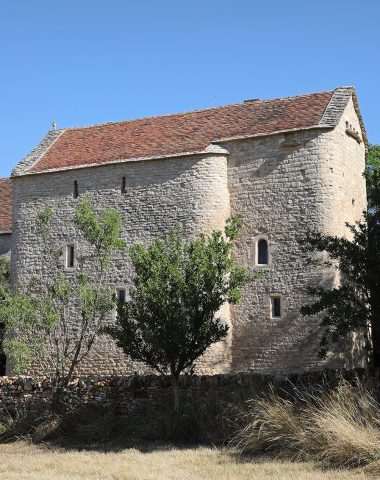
left=0, top=369, right=370, bottom=417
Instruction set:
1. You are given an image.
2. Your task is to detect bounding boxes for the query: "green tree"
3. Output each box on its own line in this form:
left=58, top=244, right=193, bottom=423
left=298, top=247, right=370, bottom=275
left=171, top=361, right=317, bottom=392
left=0, top=258, right=10, bottom=372
left=104, top=217, right=251, bottom=410
left=301, top=145, right=380, bottom=366
left=0, top=198, right=125, bottom=409
left=0, top=258, right=10, bottom=289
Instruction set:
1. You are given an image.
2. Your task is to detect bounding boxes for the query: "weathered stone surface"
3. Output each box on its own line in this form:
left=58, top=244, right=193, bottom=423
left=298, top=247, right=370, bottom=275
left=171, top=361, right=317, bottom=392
left=8, top=93, right=367, bottom=376
left=0, top=369, right=371, bottom=417
left=0, top=233, right=11, bottom=257
left=225, top=96, right=366, bottom=372
left=11, top=153, right=231, bottom=375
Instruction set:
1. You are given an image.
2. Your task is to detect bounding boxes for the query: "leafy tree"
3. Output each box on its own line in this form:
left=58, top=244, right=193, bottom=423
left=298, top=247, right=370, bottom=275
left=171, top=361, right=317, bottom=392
left=104, top=217, right=251, bottom=410
left=0, top=258, right=10, bottom=372
left=0, top=258, right=10, bottom=288
left=301, top=145, right=380, bottom=366
left=0, top=198, right=125, bottom=409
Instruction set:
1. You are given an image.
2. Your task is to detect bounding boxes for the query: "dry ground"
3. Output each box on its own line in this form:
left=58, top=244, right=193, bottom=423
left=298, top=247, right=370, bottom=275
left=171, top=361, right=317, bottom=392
left=0, top=442, right=371, bottom=480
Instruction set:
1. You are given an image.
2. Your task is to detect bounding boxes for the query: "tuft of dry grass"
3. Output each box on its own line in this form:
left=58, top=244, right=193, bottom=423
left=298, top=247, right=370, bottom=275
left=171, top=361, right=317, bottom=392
left=0, top=441, right=370, bottom=480
left=232, top=380, right=380, bottom=472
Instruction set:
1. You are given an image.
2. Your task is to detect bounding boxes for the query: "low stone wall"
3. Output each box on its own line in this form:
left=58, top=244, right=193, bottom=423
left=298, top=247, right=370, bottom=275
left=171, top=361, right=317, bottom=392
left=0, top=368, right=372, bottom=417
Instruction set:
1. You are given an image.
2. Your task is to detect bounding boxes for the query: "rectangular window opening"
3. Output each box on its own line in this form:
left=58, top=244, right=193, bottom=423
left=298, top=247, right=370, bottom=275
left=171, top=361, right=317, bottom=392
left=117, top=288, right=127, bottom=306
left=73, top=180, right=79, bottom=199
left=121, top=176, right=126, bottom=194
left=66, top=245, right=75, bottom=268
left=271, top=297, right=281, bottom=318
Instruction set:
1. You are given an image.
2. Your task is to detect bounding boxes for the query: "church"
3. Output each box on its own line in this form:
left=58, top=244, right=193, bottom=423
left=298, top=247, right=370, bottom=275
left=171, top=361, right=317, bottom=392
left=0, top=86, right=368, bottom=375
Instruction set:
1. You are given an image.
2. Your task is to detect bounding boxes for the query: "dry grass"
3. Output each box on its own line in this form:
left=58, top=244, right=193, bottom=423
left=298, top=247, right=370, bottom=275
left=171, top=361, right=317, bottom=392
left=232, top=380, right=380, bottom=472
left=0, top=441, right=371, bottom=480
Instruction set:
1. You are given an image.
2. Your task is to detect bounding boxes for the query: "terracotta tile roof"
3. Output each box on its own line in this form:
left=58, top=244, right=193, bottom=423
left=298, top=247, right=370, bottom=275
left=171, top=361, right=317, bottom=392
left=0, top=178, right=12, bottom=233
left=25, top=90, right=335, bottom=173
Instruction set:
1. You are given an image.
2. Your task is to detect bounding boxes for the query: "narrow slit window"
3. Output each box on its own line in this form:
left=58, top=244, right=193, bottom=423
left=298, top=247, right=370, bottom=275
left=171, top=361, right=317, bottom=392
left=73, top=180, right=79, bottom=199
left=66, top=245, right=75, bottom=268
left=117, top=288, right=127, bottom=306
left=258, top=239, right=268, bottom=265
left=271, top=297, right=281, bottom=318
left=121, top=176, right=126, bottom=194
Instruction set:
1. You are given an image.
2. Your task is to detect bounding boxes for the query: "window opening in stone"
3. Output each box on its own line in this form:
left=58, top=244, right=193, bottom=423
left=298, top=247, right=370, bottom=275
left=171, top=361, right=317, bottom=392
left=271, top=297, right=281, bottom=318
left=73, top=180, right=79, bottom=199
left=121, top=176, right=126, bottom=194
left=66, top=244, right=75, bottom=268
left=117, top=288, right=127, bottom=306
left=258, top=239, right=268, bottom=265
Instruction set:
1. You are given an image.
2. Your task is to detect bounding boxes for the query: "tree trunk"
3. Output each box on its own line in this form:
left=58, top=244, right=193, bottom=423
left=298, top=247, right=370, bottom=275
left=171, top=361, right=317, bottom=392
left=368, top=217, right=380, bottom=368
left=171, top=373, right=180, bottom=412
left=52, top=370, right=63, bottom=412
left=372, top=303, right=380, bottom=369
left=52, top=388, right=61, bottom=412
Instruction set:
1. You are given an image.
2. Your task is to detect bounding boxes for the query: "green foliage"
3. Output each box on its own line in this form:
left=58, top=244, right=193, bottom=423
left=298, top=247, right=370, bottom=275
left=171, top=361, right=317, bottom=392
left=0, top=197, right=125, bottom=408
left=301, top=145, right=380, bottom=364
left=104, top=217, right=251, bottom=407
left=0, top=258, right=10, bottom=288
left=365, top=145, right=380, bottom=215
left=35, top=207, right=54, bottom=238
left=74, top=198, right=126, bottom=267
left=300, top=223, right=372, bottom=357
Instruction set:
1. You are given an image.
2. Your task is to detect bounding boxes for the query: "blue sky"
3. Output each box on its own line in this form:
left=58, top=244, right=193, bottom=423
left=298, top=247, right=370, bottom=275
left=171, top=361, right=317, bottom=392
left=0, top=0, right=379, bottom=178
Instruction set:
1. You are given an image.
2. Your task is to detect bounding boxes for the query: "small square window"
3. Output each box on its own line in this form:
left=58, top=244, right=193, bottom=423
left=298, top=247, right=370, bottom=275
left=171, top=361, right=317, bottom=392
left=116, top=288, right=127, bottom=306
left=271, top=297, right=281, bottom=318
left=65, top=245, right=75, bottom=268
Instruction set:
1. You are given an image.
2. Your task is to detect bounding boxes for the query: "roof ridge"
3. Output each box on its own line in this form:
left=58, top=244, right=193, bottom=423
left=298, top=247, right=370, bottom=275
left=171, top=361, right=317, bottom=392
left=58, top=88, right=336, bottom=132
left=14, top=87, right=342, bottom=175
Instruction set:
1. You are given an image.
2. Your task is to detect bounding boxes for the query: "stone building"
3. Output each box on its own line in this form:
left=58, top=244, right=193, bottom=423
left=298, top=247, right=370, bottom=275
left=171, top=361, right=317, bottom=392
left=0, top=178, right=12, bottom=258
left=1, top=86, right=368, bottom=375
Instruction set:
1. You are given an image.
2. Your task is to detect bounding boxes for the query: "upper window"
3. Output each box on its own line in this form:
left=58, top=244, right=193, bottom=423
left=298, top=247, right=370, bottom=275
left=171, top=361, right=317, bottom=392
left=65, top=244, right=75, bottom=268
left=73, top=180, right=79, bottom=199
left=257, top=239, right=268, bottom=265
left=121, top=176, right=126, bottom=194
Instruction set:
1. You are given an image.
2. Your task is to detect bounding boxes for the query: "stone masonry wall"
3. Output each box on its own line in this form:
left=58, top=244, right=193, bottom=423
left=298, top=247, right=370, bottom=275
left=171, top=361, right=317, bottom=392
left=0, top=369, right=370, bottom=417
left=225, top=97, right=366, bottom=373
left=11, top=153, right=231, bottom=375
left=9, top=96, right=367, bottom=377
left=0, top=233, right=11, bottom=257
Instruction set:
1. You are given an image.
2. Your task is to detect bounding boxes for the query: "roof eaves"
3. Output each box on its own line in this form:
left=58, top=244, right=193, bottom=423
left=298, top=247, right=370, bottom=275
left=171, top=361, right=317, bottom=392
left=212, top=124, right=333, bottom=144
left=12, top=144, right=230, bottom=177
left=351, top=91, right=368, bottom=150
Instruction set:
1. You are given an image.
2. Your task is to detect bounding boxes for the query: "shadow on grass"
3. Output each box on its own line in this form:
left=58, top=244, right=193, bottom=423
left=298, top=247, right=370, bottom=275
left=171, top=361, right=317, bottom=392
left=0, top=397, right=239, bottom=453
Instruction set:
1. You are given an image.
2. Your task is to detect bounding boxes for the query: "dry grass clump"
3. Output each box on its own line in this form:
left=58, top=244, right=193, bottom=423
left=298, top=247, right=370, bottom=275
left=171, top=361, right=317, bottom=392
left=232, top=380, right=380, bottom=471
left=0, top=441, right=370, bottom=480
